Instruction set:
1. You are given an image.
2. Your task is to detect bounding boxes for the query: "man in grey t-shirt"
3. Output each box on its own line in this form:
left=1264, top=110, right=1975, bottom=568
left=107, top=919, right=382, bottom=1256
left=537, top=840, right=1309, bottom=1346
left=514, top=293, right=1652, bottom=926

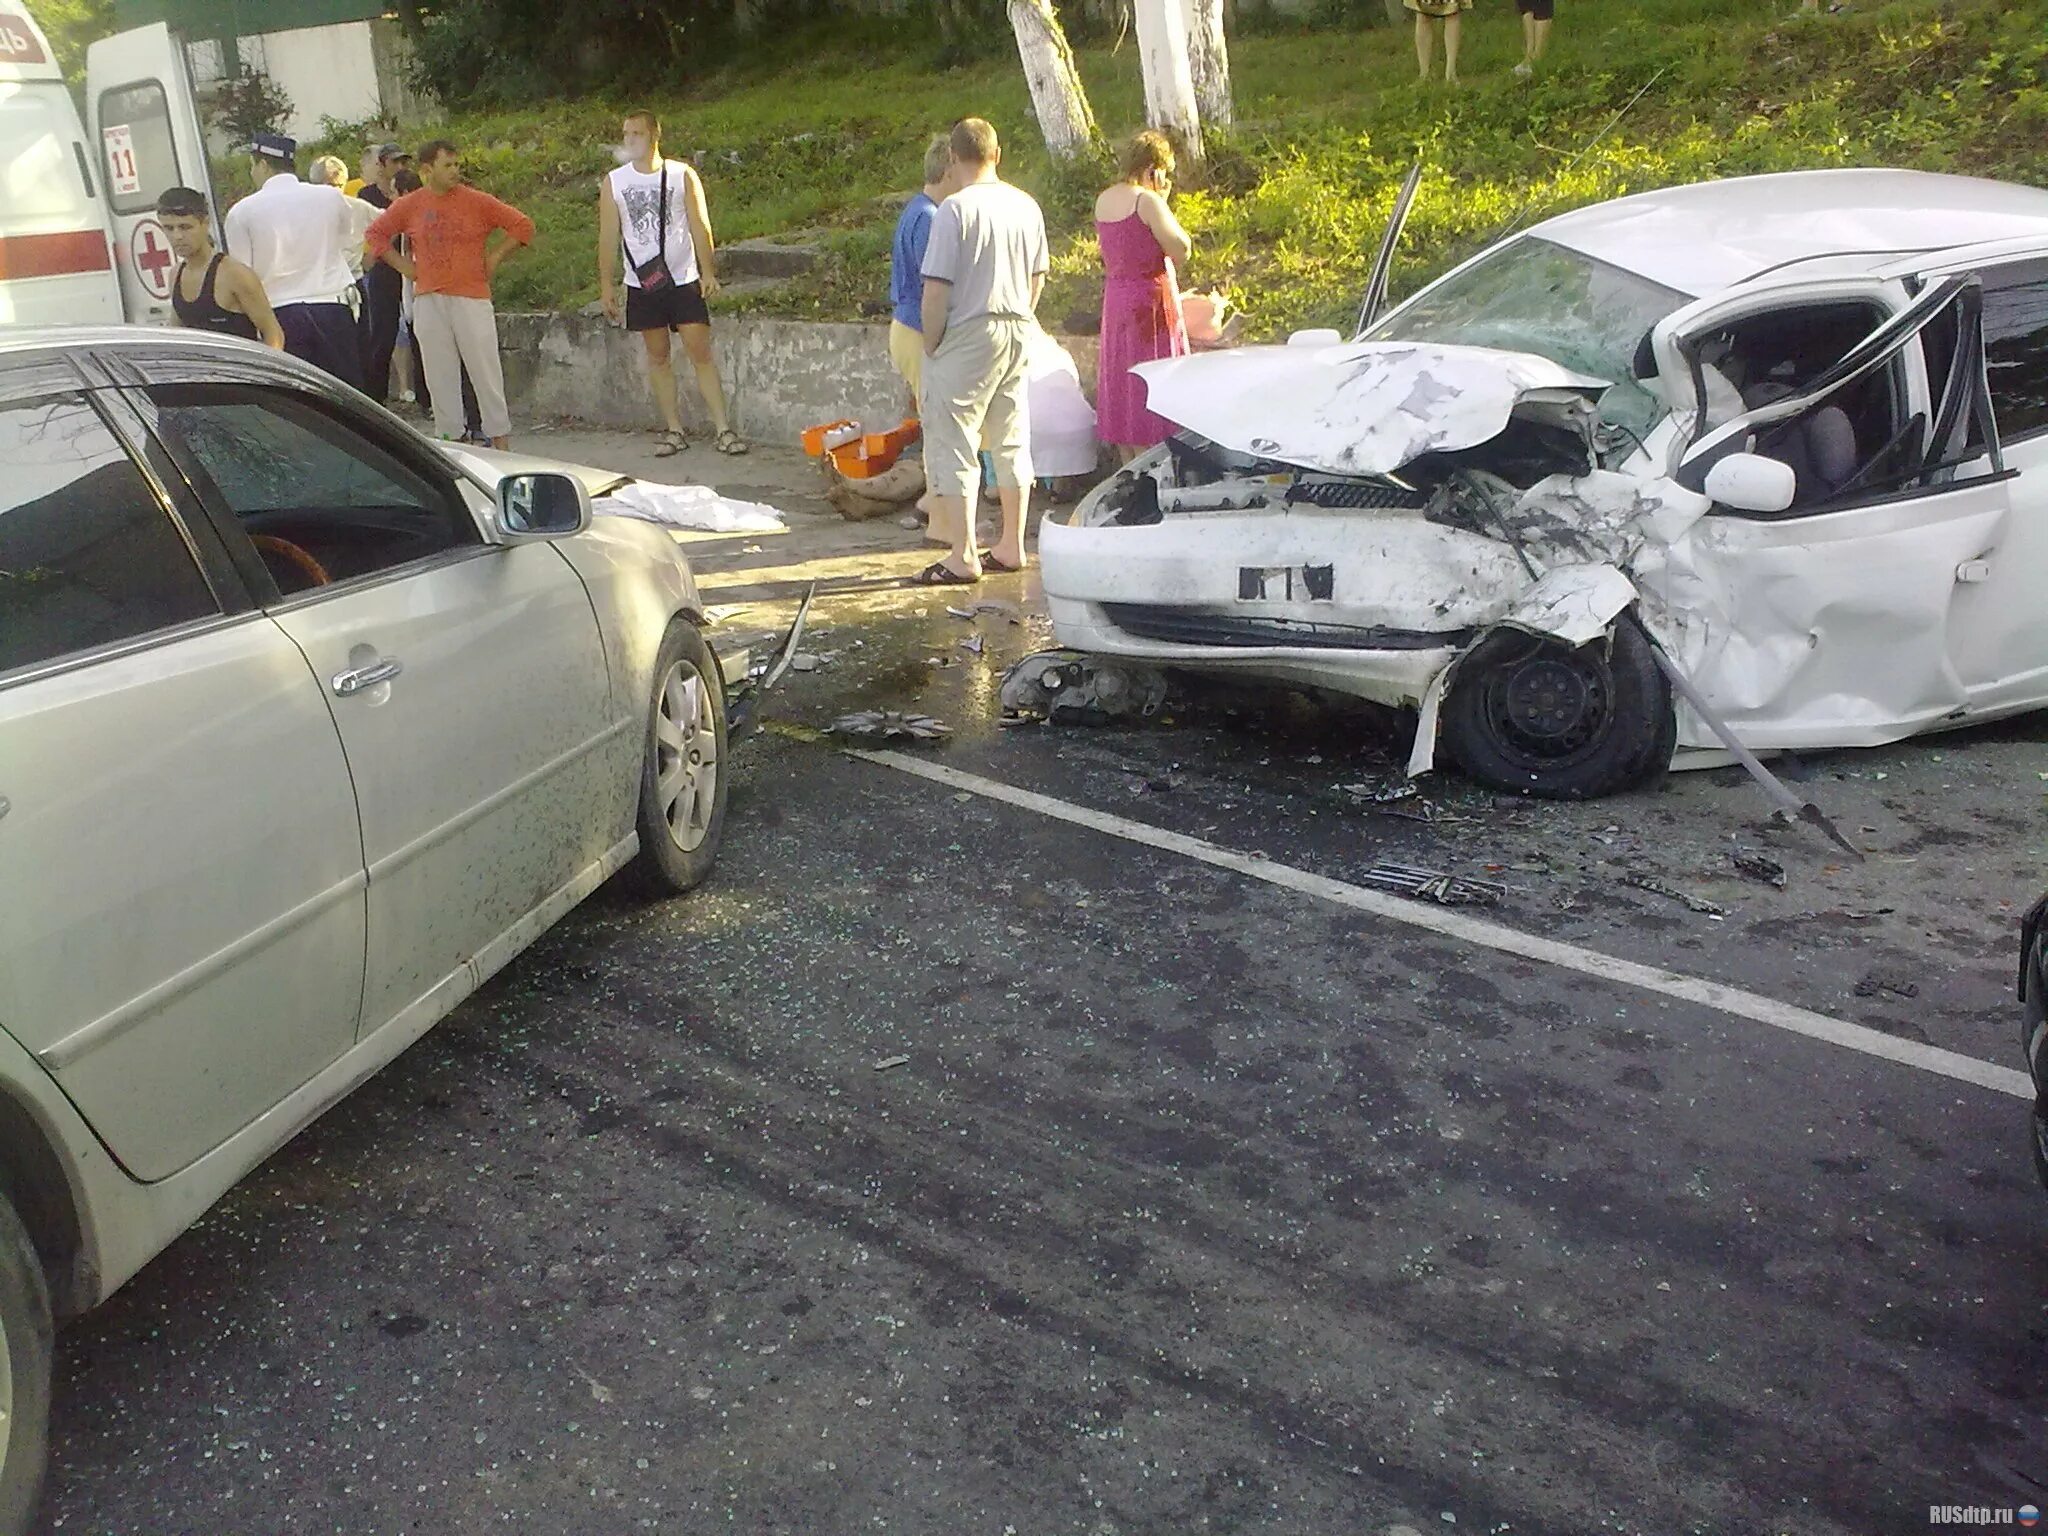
left=915, top=117, right=1049, bottom=583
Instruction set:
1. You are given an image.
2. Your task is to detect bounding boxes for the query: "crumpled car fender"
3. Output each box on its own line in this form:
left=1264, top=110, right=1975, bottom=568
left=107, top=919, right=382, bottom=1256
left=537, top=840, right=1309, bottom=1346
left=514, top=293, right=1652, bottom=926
left=1406, top=563, right=1641, bottom=777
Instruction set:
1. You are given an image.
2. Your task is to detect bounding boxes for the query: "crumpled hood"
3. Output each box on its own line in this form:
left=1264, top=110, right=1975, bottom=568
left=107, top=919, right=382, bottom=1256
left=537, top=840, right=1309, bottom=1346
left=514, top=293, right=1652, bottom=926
left=1133, top=340, right=1609, bottom=477
left=437, top=441, right=635, bottom=498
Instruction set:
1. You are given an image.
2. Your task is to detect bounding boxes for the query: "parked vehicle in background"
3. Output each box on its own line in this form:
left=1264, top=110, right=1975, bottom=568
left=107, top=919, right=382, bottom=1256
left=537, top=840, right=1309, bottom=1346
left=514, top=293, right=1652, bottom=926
left=0, top=325, right=775, bottom=1531
left=1, top=3, right=216, bottom=328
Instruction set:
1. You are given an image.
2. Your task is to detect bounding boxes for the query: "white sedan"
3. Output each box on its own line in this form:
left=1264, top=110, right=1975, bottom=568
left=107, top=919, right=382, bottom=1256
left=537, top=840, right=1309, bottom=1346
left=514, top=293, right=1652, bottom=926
left=1040, top=169, right=2048, bottom=798
left=0, top=326, right=789, bottom=1529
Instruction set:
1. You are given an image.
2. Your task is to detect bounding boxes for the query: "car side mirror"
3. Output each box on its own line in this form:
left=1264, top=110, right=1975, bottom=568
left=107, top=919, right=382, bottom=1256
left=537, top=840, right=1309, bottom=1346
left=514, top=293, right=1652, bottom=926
left=1703, top=451, right=1796, bottom=514
left=496, top=472, right=591, bottom=541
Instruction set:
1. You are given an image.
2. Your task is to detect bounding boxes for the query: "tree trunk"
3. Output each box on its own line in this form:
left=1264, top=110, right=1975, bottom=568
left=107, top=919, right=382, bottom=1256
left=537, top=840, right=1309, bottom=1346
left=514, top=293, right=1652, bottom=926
left=1181, top=0, right=1232, bottom=129
left=1134, top=0, right=1202, bottom=163
left=1007, top=0, right=1097, bottom=161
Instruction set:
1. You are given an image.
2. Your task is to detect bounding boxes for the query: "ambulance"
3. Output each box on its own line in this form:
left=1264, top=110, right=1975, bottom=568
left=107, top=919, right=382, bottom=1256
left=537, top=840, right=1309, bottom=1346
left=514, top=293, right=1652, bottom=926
left=0, top=2, right=216, bottom=326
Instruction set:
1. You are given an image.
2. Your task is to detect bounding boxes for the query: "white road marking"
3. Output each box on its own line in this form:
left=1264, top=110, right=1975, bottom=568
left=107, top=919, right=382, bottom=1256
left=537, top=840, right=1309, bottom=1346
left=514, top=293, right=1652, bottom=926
left=853, top=750, right=2034, bottom=1102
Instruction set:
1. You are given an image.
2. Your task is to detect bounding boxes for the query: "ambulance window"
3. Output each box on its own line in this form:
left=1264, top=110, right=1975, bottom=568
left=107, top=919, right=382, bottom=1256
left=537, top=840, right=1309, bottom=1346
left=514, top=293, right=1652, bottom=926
left=0, top=84, right=89, bottom=219
left=96, top=79, right=180, bottom=217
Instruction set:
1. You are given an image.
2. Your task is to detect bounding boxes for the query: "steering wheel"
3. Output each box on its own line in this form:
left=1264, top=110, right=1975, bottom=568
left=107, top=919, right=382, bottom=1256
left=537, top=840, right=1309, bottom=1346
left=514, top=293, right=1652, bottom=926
left=250, top=534, right=332, bottom=591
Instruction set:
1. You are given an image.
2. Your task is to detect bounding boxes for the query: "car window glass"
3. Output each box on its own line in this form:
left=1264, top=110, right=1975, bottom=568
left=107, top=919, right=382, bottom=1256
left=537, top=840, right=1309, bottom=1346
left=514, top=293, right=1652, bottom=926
left=0, top=393, right=219, bottom=678
left=3, top=83, right=92, bottom=220
left=1365, top=236, right=1687, bottom=441
left=145, top=383, right=477, bottom=594
left=96, top=79, right=179, bottom=218
left=1981, top=258, right=2048, bottom=439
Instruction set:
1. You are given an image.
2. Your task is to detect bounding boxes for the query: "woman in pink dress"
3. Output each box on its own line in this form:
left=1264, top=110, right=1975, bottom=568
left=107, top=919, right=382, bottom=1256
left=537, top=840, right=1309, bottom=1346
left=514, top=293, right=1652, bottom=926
left=1094, top=130, right=1192, bottom=461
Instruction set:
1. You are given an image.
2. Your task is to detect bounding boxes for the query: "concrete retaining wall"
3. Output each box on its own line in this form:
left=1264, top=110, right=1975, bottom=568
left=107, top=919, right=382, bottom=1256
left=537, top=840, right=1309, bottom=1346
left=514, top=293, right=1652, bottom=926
left=496, top=311, right=1098, bottom=447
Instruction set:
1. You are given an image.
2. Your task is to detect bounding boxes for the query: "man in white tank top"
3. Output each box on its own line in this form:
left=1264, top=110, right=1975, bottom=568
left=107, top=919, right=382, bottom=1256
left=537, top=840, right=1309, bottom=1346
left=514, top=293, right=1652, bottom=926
left=597, top=109, right=747, bottom=456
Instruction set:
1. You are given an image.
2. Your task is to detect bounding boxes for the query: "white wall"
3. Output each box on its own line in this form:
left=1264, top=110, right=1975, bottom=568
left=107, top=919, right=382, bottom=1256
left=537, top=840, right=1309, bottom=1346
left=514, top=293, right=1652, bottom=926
left=256, top=20, right=382, bottom=144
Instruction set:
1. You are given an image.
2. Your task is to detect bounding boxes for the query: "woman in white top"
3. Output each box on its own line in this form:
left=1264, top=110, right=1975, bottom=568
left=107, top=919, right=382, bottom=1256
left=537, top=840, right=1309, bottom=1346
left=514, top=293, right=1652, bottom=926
left=596, top=109, right=746, bottom=455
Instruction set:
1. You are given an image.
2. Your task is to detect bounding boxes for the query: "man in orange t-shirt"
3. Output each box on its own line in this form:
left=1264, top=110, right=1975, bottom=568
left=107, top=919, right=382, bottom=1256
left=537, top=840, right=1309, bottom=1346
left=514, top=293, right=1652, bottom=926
left=366, top=138, right=534, bottom=448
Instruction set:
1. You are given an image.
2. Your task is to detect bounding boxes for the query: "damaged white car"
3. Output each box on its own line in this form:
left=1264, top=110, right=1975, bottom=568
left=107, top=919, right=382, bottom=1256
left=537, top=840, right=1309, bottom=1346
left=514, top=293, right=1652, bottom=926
left=1038, top=169, right=2048, bottom=797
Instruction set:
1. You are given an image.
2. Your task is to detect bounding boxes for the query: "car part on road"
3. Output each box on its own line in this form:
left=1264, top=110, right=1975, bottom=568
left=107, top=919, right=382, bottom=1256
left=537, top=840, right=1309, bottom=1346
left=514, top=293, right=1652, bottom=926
left=723, top=583, right=815, bottom=738
left=628, top=620, right=730, bottom=896
left=1733, top=853, right=1787, bottom=888
left=1001, top=651, right=1169, bottom=726
left=826, top=711, right=954, bottom=742
left=1359, top=863, right=1507, bottom=908
left=1645, top=642, right=1862, bottom=860
left=1618, top=873, right=1727, bottom=918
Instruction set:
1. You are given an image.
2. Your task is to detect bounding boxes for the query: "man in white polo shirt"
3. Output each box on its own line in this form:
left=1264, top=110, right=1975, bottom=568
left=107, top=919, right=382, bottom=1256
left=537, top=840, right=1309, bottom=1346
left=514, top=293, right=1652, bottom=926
left=224, top=133, right=364, bottom=390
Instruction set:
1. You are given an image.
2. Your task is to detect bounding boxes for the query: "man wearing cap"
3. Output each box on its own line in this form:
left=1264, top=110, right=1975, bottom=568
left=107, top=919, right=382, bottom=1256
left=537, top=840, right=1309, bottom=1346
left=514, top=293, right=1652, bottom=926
left=223, top=132, right=364, bottom=389
left=354, top=142, right=410, bottom=402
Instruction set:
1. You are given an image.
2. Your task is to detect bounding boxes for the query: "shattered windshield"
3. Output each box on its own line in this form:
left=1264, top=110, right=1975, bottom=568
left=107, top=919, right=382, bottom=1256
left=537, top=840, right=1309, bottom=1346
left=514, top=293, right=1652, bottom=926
left=1365, top=236, right=1686, bottom=440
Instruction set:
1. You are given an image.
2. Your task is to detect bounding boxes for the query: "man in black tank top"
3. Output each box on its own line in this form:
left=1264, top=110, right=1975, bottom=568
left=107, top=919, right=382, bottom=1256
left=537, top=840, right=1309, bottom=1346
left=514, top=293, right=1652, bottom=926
left=157, top=188, right=285, bottom=350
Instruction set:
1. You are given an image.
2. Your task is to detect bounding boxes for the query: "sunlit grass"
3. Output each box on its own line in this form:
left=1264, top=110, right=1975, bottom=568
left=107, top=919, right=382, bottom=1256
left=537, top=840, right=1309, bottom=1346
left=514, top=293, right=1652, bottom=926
left=306, top=0, right=2048, bottom=334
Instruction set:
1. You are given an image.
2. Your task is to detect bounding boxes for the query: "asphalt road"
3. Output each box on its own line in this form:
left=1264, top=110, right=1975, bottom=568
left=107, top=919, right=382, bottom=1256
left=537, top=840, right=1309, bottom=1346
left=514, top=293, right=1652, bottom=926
left=35, top=529, right=2048, bottom=1536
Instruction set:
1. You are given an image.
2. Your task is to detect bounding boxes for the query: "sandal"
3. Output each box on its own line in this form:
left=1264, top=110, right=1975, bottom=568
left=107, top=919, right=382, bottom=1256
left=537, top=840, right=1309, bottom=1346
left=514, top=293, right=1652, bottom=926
left=654, top=429, right=687, bottom=457
left=912, top=559, right=979, bottom=587
left=979, top=549, right=1025, bottom=574
left=715, top=428, right=749, bottom=455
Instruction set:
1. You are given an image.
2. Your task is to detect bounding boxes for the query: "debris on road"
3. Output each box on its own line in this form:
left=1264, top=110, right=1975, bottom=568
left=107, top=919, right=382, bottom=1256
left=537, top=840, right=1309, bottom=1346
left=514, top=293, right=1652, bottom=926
left=872, top=1055, right=910, bottom=1072
left=1732, top=852, right=1787, bottom=888
left=789, top=652, right=829, bottom=673
left=1619, top=873, right=1728, bottom=917
left=960, top=633, right=985, bottom=655
left=1853, top=968, right=1921, bottom=1001
left=1002, top=650, right=1168, bottom=725
left=826, top=711, right=953, bottom=742
left=946, top=605, right=975, bottom=620
left=1341, top=779, right=1420, bottom=804
left=1361, top=863, right=1507, bottom=907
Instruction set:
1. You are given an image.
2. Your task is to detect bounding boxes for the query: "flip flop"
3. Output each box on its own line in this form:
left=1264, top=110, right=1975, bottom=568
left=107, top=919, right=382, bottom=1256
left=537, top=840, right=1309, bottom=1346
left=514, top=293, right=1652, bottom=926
left=912, top=560, right=979, bottom=586
left=979, top=550, right=1025, bottom=574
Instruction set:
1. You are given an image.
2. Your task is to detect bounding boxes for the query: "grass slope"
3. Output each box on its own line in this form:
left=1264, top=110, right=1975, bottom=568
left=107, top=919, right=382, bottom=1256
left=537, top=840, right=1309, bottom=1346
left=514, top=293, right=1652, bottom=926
left=312, top=0, right=2048, bottom=336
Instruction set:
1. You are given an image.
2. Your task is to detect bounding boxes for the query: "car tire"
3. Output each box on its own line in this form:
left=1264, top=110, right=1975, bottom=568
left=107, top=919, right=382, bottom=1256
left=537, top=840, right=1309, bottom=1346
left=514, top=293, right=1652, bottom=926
left=1442, top=614, right=1673, bottom=800
left=0, top=1195, right=51, bottom=1536
left=626, top=619, right=729, bottom=898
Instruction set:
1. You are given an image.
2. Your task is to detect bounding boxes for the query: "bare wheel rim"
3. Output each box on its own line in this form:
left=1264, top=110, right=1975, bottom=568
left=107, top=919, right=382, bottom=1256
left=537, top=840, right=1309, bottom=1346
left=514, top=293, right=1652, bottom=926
left=653, top=660, right=719, bottom=853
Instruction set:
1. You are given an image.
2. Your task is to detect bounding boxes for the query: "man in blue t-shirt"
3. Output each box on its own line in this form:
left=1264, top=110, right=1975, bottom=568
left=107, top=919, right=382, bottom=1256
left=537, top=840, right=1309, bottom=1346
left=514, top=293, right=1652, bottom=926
left=889, top=135, right=958, bottom=402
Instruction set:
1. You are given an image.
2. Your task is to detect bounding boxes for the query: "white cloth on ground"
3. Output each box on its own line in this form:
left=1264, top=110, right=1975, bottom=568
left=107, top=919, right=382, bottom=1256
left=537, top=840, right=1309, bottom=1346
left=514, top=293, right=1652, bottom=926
left=596, top=480, right=786, bottom=532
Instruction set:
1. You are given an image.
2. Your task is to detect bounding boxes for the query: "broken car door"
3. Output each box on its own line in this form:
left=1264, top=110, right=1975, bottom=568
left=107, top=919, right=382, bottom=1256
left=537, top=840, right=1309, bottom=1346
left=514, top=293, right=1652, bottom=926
left=1907, top=251, right=2048, bottom=715
left=1663, top=276, right=2014, bottom=748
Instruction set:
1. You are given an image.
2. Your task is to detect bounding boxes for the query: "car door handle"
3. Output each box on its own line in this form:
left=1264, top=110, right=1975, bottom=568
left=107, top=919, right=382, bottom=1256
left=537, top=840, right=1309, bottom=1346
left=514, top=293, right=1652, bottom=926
left=332, top=657, right=403, bottom=697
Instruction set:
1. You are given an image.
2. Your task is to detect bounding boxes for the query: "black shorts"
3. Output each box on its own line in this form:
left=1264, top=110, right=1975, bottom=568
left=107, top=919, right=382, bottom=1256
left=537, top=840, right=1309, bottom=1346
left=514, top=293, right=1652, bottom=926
left=626, top=279, right=712, bottom=331
left=1517, top=0, right=1553, bottom=16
